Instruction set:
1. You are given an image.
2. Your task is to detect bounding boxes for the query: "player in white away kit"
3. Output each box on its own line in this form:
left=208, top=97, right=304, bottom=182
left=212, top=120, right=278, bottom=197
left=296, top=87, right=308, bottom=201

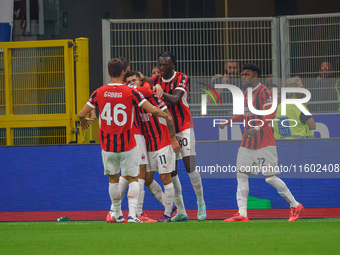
left=78, top=58, right=176, bottom=223
left=153, top=51, right=206, bottom=221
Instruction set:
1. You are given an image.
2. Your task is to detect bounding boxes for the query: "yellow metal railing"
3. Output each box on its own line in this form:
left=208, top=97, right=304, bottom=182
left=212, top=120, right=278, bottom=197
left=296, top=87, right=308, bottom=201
left=0, top=38, right=97, bottom=145
left=75, top=38, right=99, bottom=144
left=0, top=128, right=6, bottom=145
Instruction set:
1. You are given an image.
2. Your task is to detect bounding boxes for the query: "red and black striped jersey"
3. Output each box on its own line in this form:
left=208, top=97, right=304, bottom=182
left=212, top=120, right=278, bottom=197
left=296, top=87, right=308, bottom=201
left=139, top=92, right=171, bottom=152
left=151, top=72, right=193, bottom=133
left=241, top=83, right=276, bottom=149
left=132, top=107, right=143, bottom=136
left=130, top=82, right=153, bottom=136
left=88, top=83, right=146, bottom=152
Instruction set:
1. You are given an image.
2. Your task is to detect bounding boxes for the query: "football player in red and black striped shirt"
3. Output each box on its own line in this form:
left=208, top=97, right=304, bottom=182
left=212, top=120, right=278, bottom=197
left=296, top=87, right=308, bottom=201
left=220, top=63, right=303, bottom=222
left=78, top=58, right=176, bottom=223
left=153, top=52, right=206, bottom=222
left=125, top=70, right=180, bottom=222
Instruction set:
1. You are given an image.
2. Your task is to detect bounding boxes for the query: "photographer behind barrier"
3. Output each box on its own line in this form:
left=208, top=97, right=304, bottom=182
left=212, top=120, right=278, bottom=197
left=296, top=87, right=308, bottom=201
left=273, top=77, right=316, bottom=139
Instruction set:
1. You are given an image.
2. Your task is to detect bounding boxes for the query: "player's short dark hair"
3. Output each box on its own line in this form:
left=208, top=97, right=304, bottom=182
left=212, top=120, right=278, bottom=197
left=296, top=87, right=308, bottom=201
left=107, top=58, right=125, bottom=78
left=268, top=83, right=280, bottom=88
left=118, top=57, right=130, bottom=71
left=243, top=63, right=261, bottom=77
left=123, top=70, right=141, bottom=81
left=158, top=51, right=176, bottom=65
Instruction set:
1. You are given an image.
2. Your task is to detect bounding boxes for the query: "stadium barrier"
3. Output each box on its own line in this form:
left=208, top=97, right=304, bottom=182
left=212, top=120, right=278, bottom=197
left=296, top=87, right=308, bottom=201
left=102, top=13, right=340, bottom=115
left=1, top=139, right=339, bottom=221
left=0, top=38, right=97, bottom=146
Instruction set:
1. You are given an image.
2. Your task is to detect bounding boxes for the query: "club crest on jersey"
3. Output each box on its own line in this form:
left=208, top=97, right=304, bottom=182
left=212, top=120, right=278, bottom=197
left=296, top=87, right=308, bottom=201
left=104, top=91, right=122, bottom=98
left=170, top=83, right=174, bottom=90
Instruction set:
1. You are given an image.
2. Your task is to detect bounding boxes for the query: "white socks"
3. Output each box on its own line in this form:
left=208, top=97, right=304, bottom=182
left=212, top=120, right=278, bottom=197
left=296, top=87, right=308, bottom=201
left=188, top=170, right=205, bottom=205
left=265, top=175, right=299, bottom=208
left=236, top=172, right=249, bottom=217
left=236, top=173, right=300, bottom=218
left=109, top=183, right=122, bottom=217
left=127, top=181, right=139, bottom=218
left=119, top=176, right=129, bottom=200
left=147, top=180, right=164, bottom=205
left=171, top=175, right=187, bottom=215
left=163, top=183, right=175, bottom=217
left=136, top=179, right=145, bottom=217
left=110, top=176, right=129, bottom=211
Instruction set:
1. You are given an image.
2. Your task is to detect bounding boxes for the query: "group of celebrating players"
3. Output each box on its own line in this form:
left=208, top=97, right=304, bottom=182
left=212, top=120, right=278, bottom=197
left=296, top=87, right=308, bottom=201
left=78, top=52, right=206, bottom=223
left=78, top=52, right=303, bottom=223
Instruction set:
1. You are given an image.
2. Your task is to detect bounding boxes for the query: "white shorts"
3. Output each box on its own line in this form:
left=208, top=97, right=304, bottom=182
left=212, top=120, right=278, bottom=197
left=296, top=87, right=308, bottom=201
left=236, top=146, right=280, bottom=176
left=101, top=146, right=139, bottom=177
left=134, top=134, right=148, bottom=165
left=146, top=145, right=175, bottom=174
left=176, top=127, right=196, bottom=160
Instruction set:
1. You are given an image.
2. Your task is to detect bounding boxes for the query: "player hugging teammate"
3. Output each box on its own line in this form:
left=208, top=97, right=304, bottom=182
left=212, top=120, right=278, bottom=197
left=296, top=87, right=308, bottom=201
left=79, top=54, right=206, bottom=223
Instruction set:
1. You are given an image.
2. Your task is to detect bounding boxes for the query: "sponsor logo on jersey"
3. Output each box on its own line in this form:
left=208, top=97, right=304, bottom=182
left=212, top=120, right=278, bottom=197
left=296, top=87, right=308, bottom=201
left=140, top=112, right=152, bottom=122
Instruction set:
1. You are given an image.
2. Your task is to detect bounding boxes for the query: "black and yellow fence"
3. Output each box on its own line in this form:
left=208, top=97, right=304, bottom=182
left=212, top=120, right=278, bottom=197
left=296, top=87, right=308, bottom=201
left=0, top=38, right=98, bottom=145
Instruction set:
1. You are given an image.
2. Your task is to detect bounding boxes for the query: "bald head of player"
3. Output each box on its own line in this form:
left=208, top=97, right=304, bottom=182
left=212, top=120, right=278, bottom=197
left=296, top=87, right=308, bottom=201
left=241, top=63, right=261, bottom=88
left=158, top=51, right=176, bottom=80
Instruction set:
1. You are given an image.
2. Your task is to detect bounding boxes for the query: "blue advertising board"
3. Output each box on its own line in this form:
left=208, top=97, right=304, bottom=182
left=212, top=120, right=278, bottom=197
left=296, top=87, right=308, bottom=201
left=0, top=140, right=339, bottom=213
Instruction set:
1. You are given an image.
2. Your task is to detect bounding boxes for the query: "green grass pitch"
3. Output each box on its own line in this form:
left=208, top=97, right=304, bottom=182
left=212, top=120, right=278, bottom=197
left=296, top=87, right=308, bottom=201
left=1, top=218, right=340, bottom=255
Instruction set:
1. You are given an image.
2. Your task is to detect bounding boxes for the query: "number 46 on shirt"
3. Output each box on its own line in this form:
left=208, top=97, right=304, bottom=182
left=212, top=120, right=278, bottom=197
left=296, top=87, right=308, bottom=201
left=101, top=102, right=127, bottom=126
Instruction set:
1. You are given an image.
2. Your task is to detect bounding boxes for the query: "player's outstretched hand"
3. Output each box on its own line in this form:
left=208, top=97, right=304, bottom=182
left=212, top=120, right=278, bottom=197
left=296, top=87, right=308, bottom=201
left=154, top=84, right=163, bottom=97
left=80, top=118, right=93, bottom=130
left=244, top=128, right=257, bottom=138
left=171, top=138, right=180, bottom=153
left=219, top=120, right=228, bottom=129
